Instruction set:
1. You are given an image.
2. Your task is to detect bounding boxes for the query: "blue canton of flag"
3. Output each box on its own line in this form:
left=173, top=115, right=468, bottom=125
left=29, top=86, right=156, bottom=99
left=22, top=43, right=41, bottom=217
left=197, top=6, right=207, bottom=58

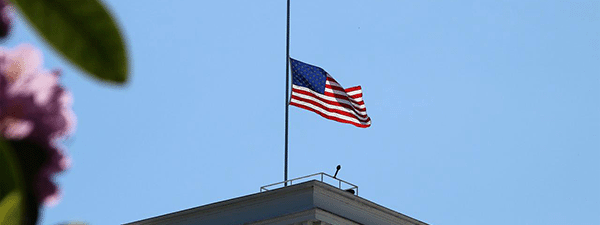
left=289, top=58, right=371, bottom=128
left=290, top=59, right=327, bottom=94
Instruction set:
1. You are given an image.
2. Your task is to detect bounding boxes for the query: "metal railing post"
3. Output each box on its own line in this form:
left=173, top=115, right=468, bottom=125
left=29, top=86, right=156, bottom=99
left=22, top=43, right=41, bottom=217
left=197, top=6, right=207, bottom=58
left=260, top=172, right=359, bottom=195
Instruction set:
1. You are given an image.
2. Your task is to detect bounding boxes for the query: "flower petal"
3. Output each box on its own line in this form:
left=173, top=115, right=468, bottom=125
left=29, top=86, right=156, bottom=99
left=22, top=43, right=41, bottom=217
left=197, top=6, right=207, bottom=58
left=2, top=118, right=33, bottom=139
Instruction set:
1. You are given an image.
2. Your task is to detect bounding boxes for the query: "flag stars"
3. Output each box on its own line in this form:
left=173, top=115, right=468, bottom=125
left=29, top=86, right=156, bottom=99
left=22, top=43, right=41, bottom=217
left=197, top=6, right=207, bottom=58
left=290, top=58, right=327, bottom=94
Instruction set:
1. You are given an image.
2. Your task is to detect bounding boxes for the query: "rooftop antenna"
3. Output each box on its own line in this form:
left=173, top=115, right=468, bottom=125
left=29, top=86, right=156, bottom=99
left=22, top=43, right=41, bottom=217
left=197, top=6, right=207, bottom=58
left=333, top=165, right=341, bottom=178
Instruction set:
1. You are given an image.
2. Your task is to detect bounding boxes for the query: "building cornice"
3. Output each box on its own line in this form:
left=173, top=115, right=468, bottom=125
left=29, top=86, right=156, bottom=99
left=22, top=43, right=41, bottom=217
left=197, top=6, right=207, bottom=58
left=125, top=180, right=427, bottom=225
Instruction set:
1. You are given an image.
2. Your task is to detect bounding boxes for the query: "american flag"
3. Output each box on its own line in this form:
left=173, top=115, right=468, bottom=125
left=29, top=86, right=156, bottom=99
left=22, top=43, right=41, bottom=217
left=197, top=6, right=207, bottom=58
left=289, top=58, right=371, bottom=128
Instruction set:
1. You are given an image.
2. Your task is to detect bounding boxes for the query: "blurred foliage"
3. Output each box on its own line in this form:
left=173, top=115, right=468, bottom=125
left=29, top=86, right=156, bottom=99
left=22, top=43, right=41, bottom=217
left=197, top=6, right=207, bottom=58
left=10, top=0, right=129, bottom=84
left=1, top=0, right=130, bottom=223
left=0, top=139, right=24, bottom=225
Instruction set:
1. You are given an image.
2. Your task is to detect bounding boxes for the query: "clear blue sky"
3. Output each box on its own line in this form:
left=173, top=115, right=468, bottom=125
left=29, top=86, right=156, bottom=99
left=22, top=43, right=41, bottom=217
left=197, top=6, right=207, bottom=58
left=4, top=0, right=599, bottom=224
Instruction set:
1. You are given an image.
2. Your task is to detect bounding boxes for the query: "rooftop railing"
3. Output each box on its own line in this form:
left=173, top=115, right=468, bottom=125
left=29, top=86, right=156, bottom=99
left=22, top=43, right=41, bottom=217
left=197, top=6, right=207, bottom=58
left=260, top=172, right=358, bottom=196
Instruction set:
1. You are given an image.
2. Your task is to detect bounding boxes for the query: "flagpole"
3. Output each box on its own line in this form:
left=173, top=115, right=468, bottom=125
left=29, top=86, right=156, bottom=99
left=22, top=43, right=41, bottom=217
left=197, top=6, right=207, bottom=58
left=284, top=0, right=290, bottom=186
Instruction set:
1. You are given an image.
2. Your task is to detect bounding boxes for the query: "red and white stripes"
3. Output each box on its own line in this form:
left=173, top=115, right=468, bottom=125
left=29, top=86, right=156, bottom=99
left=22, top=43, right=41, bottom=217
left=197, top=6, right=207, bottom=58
left=290, top=75, right=371, bottom=128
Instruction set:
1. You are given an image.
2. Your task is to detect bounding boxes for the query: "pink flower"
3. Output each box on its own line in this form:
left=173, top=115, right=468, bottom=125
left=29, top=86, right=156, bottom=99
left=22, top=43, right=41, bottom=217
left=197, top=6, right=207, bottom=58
left=0, top=43, right=76, bottom=206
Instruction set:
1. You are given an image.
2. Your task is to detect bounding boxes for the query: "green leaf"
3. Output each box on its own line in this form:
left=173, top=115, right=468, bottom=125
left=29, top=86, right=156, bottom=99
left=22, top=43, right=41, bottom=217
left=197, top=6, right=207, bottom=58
left=11, top=0, right=129, bottom=84
left=0, top=140, right=24, bottom=225
left=0, top=191, right=23, bottom=225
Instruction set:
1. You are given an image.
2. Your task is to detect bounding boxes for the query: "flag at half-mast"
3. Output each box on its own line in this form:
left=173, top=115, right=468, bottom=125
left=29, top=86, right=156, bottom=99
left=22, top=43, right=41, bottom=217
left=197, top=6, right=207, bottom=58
left=289, top=58, right=371, bottom=128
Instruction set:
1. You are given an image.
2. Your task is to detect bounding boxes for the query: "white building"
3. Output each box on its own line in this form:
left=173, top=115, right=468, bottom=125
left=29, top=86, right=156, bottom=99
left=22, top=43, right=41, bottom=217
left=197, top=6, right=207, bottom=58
left=125, top=174, right=427, bottom=225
